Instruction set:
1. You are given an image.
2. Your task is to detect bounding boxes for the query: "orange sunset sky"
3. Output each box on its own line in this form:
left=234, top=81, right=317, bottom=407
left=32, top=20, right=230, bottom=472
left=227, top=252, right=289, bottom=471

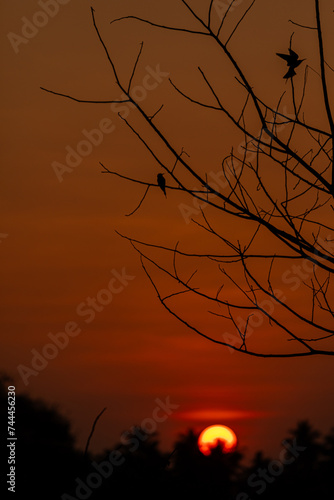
left=1, top=0, right=334, bottom=458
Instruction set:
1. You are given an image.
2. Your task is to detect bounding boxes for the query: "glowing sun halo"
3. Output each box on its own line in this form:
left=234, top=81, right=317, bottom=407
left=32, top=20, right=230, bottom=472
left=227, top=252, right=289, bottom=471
left=198, top=425, right=238, bottom=455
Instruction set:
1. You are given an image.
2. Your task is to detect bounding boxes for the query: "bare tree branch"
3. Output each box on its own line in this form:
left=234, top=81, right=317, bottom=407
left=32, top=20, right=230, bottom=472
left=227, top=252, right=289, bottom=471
left=84, top=407, right=107, bottom=459
left=315, top=0, right=334, bottom=194
left=42, top=2, right=334, bottom=358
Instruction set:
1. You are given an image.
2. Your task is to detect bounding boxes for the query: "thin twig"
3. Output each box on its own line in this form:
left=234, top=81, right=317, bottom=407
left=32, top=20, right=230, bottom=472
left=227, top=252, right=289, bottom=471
left=126, top=185, right=151, bottom=216
left=225, top=0, right=256, bottom=46
left=84, top=407, right=107, bottom=459
left=40, top=87, right=129, bottom=104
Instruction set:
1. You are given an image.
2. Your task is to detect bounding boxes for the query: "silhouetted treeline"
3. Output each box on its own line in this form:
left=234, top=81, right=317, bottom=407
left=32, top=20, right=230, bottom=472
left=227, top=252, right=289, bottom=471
left=1, top=377, right=333, bottom=499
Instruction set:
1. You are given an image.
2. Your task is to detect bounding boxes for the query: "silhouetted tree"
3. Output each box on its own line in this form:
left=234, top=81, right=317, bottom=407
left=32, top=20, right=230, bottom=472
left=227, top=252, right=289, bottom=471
left=320, top=426, right=334, bottom=497
left=0, top=376, right=84, bottom=500
left=1, top=379, right=333, bottom=499
left=169, top=428, right=244, bottom=498
left=279, top=420, right=324, bottom=498
left=236, top=420, right=334, bottom=500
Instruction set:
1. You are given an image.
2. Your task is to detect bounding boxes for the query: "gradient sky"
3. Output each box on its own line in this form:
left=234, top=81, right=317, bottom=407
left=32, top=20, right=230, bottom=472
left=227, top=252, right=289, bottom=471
left=1, top=0, right=334, bottom=459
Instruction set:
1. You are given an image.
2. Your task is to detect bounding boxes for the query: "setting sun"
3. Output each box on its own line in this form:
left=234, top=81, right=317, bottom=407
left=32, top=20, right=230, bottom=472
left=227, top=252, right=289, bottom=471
left=198, top=425, right=238, bottom=456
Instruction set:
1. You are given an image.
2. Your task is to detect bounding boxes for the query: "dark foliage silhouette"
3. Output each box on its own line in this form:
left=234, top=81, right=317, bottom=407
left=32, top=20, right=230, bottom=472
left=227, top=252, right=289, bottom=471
left=1, top=379, right=333, bottom=499
left=0, top=376, right=84, bottom=500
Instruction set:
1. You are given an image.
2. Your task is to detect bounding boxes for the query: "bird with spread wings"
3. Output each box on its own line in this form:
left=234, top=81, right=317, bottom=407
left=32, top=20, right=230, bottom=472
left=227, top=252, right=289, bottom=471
left=277, top=48, right=305, bottom=79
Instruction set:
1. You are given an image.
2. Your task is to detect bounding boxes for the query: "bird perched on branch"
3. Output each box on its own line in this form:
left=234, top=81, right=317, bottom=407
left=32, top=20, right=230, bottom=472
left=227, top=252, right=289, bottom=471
left=276, top=48, right=305, bottom=79
left=157, top=173, right=166, bottom=197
